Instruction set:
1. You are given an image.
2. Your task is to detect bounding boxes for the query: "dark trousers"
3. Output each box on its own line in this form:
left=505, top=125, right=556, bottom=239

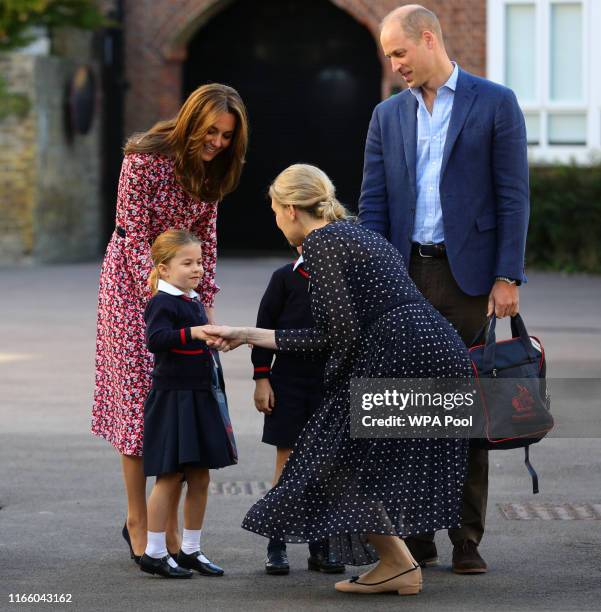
left=409, top=253, right=489, bottom=545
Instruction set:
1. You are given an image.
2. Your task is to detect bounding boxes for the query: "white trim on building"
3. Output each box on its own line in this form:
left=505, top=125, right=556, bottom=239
left=487, top=0, right=601, bottom=164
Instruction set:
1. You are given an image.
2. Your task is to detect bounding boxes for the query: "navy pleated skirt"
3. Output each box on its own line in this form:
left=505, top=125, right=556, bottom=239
left=143, top=389, right=236, bottom=477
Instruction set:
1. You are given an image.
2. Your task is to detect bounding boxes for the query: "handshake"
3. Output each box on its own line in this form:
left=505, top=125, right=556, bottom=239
left=190, top=325, right=253, bottom=352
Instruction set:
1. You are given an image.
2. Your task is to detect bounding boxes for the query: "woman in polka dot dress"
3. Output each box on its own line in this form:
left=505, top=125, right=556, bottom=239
left=91, top=84, right=248, bottom=563
left=204, top=164, right=470, bottom=596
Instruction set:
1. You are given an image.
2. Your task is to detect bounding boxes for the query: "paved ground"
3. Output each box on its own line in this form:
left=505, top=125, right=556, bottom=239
left=1, top=259, right=600, bottom=612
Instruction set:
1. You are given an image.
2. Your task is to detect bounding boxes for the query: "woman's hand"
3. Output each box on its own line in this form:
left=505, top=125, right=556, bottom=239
left=200, top=325, right=248, bottom=352
left=254, top=378, right=275, bottom=415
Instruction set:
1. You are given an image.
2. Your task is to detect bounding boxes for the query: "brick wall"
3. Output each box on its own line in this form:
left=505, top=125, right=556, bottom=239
left=0, top=50, right=101, bottom=264
left=0, top=54, right=38, bottom=262
left=121, top=0, right=486, bottom=135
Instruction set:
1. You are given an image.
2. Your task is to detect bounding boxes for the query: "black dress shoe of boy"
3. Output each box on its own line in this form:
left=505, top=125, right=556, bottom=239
left=265, top=542, right=290, bottom=575
left=307, top=550, right=346, bottom=574
left=177, top=550, right=224, bottom=576
left=307, top=541, right=345, bottom=574
left=405, top=537, right=440, bottom=567
left=140, top=554, right=193, bottom=578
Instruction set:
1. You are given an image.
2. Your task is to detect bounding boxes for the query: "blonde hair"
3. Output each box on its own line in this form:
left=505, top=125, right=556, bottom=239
left=148, top=229, right=202, bottom=295
left=268, top=164, right=351, bottom=222
left=124, top=83, right=248, bottom=202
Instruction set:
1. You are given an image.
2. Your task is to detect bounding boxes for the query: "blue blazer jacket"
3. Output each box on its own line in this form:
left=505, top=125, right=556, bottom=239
left=358, top=68, right=529, bottom=296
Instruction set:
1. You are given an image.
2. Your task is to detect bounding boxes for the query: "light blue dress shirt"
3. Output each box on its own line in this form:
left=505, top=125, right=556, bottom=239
left=410, top=62, right=458, bottom=244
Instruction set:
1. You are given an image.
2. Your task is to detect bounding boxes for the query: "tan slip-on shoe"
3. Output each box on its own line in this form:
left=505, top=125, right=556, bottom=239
left=335, top=563, right=422, bottom=595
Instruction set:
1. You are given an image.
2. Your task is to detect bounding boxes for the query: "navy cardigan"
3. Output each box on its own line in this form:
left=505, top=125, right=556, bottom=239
left=144, top=291, right=211, bottom=390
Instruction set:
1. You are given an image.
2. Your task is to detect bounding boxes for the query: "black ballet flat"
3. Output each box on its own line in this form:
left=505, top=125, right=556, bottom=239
left=122, top=522, right=141, bottom=565
left=140, top=554, right=193, bottom=578
left=177, top=550, right=224, bottom=576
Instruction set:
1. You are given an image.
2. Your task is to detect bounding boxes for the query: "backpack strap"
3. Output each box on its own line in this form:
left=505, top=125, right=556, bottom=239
left=524, top=446, right=539, bottom=494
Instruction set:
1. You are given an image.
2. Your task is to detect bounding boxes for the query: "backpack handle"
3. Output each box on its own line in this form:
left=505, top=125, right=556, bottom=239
left=469, top=315, right=495, bottom=348
left=481, top=314, right=538, bottom=374
left=509, top=313, right=538, bottom=360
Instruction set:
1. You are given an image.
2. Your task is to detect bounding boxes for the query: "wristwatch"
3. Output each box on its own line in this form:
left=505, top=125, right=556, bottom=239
left=495, top=276, right=517, bottom=285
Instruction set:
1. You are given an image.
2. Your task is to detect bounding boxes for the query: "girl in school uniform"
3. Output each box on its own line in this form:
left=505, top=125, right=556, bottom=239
left=140, top=229, right=237, bottom=579
left=252, top=248, right=345, bottom=575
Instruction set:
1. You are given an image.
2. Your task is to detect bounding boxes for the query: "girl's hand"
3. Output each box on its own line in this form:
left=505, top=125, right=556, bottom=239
left=254, top=379, right=275, bottom=415
left=190, top=326, right=213, bottom=341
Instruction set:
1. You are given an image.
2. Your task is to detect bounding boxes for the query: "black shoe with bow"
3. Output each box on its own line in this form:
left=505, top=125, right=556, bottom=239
left=307, top=540, right=345, bottom=574
left=139, top=554, right=193, bottom=578
left=265, top=540, right=290, bottom=575
left=177, top=550, right=224, bottom=576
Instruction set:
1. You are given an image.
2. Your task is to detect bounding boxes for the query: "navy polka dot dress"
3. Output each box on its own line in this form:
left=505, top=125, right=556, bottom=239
left=241, top=221, right=470, bottom=565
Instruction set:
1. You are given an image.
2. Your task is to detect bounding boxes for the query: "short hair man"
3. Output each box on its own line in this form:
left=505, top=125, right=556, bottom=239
left=359, top=4, right=529, bottom=574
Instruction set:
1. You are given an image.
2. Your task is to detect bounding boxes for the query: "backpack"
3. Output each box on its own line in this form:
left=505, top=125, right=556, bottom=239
left=469, top=314, right=554, bottom=493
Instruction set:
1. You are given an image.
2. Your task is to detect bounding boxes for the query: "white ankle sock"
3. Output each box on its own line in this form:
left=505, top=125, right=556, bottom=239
left=145, top=531, right=168, bottom=559
left=145, top=531, right=179, bottom=567
left=181, top=529, right=202, bottom=555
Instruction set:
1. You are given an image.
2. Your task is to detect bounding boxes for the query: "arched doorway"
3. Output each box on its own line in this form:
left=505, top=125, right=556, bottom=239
left=183, top=0, right=382, bottom=252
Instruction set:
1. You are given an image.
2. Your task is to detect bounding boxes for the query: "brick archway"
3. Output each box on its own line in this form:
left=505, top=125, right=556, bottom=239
left=123, top=0, right=392, bottom=134
left=181, top=0, right=385, bottom=249
left=122, top=0, right=486, bottom=135
left=160, top=0, right=383, bottom=61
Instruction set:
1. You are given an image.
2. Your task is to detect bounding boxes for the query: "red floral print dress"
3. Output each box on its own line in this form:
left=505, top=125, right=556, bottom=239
left=91, top=153, right=219, bottom=456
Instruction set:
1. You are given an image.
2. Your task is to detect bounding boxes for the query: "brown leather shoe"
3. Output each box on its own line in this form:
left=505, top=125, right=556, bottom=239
left=404, top=538, right=439, bottom=567
left=452, top=540, right=487, bottom=574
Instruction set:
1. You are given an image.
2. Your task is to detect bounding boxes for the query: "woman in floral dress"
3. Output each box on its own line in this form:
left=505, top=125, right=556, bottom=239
left=92, top=83, right=248, bottom=560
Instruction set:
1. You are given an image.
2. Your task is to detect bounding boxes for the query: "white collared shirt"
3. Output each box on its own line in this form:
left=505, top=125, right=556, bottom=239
left=157, top=279, right=200, bottom=299
left=293, top=255, right=304, bottom=271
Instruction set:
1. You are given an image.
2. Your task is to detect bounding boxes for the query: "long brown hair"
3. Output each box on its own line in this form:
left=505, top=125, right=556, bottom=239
left=148, top=229, right=202, bottom=295
left=125, top=83, right=248, bottom=202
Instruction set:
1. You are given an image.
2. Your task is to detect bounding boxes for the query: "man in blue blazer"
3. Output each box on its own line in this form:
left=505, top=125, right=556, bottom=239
left=359, top=5, right=529, bottom=574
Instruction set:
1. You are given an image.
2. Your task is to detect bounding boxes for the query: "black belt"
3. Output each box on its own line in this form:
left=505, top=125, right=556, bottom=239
left=115, top=225, right=154, bottom=246
left=411, top=242, right=447, bottom=258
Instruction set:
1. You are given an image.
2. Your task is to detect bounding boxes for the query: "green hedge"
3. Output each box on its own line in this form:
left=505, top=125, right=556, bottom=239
left=528, top=164, right=601, bottom=273
left=0, top=1, right=107, bottom=51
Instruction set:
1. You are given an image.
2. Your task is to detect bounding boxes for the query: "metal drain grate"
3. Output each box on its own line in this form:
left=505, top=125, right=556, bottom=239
left=499, top=502, right=601, bottom=520
left=209, top=481, right=271, bottom=496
